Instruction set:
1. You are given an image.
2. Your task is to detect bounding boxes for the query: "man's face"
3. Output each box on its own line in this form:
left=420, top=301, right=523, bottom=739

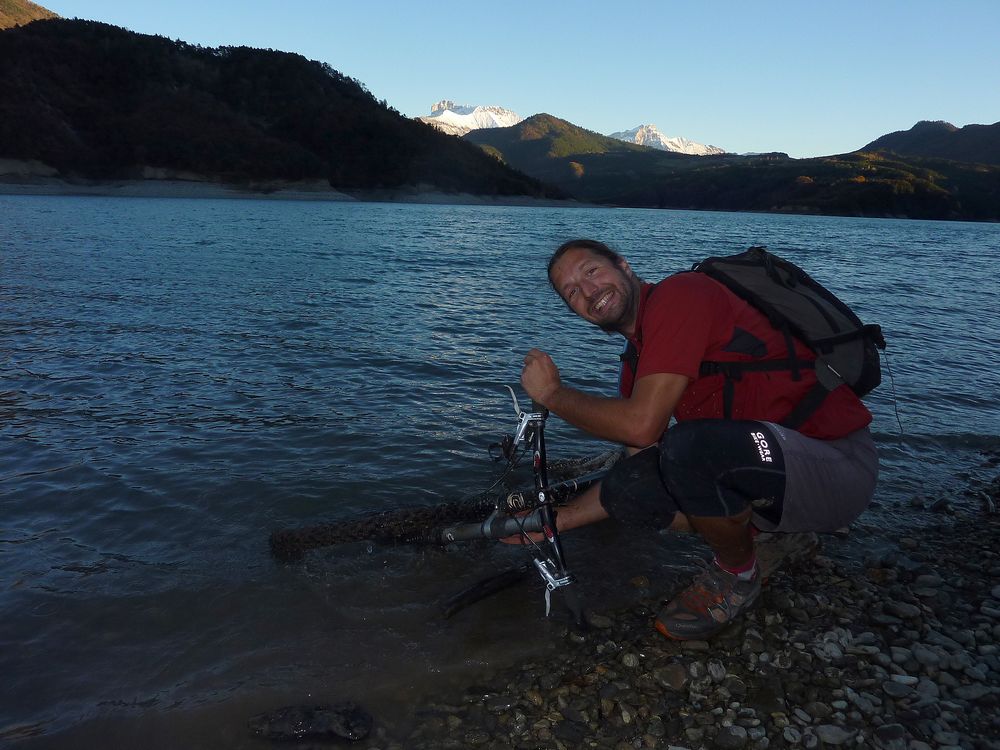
left=549, top=247, right=641, bottom=335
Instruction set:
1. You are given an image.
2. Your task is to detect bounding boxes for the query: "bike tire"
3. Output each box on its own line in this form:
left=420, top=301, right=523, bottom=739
left=268, top=449, right=623, bottom=561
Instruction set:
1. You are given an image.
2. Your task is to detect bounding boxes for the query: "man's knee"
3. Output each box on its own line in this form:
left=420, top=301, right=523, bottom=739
left=599, top=447, right=677, bottom=527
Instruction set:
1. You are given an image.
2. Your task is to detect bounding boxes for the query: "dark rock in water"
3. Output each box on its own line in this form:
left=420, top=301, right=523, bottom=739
left=248, top=702, right=373, bottom=742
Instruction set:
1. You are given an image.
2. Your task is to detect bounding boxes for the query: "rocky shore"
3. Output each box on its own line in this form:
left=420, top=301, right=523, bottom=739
left=367, top=466, right=999, bottom=749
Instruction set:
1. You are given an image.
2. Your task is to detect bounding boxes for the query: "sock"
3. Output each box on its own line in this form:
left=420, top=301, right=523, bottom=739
left=714, top=555, right=758, bottom=580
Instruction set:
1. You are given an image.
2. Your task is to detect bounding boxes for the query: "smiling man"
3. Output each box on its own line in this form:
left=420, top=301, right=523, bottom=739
left=520, top=239, right=878, bottom=640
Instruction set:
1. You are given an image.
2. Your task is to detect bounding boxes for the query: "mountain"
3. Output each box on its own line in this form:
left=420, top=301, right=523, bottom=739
left=0, top=19, right=559, bottom=198
left=0, top=0, right=56, bottom=29
left=418, top=100, right=523, bottom=136
left=466, top=113, right=718, bottom=202
left=861, top=120, right=1000, bottom=166
left=465, top=114, right=1000, bottom=220
left=608, top=124, right=725, bottom=156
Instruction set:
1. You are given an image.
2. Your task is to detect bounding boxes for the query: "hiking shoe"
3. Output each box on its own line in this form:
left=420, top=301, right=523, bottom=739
left=654, top=559, right=761, bottom=641
left=755, top=531, right=821, bottom=580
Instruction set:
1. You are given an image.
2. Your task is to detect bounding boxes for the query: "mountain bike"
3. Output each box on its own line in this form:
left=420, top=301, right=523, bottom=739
left=268, top=387, right=620, bottom=625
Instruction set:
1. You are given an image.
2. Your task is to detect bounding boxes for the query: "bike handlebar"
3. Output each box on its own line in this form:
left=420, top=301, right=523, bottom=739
left=436, top=509, right=544, bottom=544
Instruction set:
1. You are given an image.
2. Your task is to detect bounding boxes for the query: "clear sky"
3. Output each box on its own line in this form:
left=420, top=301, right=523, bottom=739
left=44, top=0, right=1000, bottom=158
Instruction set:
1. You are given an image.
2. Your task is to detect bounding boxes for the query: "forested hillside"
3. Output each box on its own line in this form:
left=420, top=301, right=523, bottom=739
left=0, top=19, right=558, bottom=197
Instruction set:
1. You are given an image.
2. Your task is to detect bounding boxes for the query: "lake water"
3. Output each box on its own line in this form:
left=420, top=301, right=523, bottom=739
left=2, top=196, right=998, bottom=747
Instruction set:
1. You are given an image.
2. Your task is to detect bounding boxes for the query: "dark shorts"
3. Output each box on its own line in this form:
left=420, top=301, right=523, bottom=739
left=599, top=419, right=877, bottom=532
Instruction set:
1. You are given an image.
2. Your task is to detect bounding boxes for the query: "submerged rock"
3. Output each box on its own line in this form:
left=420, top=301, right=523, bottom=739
left=248, top=702, right=373, bottom=742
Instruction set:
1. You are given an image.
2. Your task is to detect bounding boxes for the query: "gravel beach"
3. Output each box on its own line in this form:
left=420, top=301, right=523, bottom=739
left=362, top=461, right=1000, bottom=750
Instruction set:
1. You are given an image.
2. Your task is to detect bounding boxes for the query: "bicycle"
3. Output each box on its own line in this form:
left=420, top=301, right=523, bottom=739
left=268, top=387, right=621, bottom=625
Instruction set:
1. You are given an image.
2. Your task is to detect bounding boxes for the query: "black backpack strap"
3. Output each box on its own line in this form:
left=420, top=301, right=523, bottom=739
left=780, top=326, right=802, bottom=381
left=619, top=340, right=639, bottom=378
left=700, top=359, right=817, bottom=420
left=780, top=382, right=831, bottom=430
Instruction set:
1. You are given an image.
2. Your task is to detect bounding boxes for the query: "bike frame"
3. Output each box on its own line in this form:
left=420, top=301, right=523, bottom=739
left=436, top=388, right=605, bottom=623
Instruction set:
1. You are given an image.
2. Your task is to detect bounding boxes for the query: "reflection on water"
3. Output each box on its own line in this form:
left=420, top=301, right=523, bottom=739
left=2, top=197, right=999, bottom=745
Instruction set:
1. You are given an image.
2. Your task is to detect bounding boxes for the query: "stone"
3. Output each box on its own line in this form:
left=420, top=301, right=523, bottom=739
left=883, top=681, right=913, bottom=698
left=847, top=690, right=878, bottom=716
left=911, top=645, right=940, bottom=668
left=814, top=724, right=855, bottom=745
left=682, top=640, right=711, bottom=652
left=685, top=727, right=704, bottom=743
left=585, top=612, right=614, bottom=629
left=782, top=726, right=802, bottom=744
left=708, top=659, right=727, bottom=683
left=890, top=646, right=913, bottom=664
left=653, top=664, right=690, bottom=692
left=932, top=731, right=961, bottom=745
left=802, top=702, right=832, bottom=720
left=714, top=725, right=748, bottom=749
left=621, top=652, right=640, bottom=668
left=875, top=723, right=906, bottom=742
left=980, top=603, right=1000, bottom=618
left=886, top=600, right=922, bottom=619
left=951, top=684, right=991, bottom=701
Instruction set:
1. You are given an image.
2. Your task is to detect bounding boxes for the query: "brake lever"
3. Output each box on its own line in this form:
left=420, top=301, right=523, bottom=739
left=505, top=385, right=546, bottom=448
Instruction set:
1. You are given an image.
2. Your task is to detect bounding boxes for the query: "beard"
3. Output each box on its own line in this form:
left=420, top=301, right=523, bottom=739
left=595, top=270, right=642, bottom=334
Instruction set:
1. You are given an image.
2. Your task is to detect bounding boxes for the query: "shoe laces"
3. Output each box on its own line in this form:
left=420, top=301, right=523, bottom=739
left=676, top=559, right=740, bottom=610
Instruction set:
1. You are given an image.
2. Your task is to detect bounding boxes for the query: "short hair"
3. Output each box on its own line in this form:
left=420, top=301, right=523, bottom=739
left=546, top=239, right=623, bottom=291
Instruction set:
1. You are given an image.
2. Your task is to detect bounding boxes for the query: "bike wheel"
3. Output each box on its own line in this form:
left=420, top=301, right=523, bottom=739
left=268, top=449, right=623, bottom=561
left=268, top=495, right=495, bottom=561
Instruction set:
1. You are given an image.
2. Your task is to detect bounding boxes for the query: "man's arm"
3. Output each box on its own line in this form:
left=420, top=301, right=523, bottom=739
left=521, top=348, right=688, bottom=448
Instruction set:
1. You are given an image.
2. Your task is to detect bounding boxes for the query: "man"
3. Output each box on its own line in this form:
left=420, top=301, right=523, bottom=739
left=519, top=239, right=878, bottom=640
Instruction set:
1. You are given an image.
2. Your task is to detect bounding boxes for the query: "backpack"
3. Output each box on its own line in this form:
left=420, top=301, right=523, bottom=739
left=622, top=246, right=886, bottom=430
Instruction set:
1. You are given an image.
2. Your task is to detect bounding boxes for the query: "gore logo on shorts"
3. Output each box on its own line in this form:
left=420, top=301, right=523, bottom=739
left=750, top=431, right=773, bottom=463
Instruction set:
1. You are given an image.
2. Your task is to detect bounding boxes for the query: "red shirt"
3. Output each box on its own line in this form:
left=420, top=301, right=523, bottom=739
left=618, top=275, right=872, bottom=440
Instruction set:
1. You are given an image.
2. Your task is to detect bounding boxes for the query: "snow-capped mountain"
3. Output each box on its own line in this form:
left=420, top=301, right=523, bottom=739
left=608, top=124, right=725, bottom=156
left=418, top=100, right=523, bottom=136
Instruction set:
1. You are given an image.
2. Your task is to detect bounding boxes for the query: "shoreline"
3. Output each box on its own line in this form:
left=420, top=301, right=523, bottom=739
left=0, top=174, right=584, bottom=208
left=380, top=466, right=1000, bottom=749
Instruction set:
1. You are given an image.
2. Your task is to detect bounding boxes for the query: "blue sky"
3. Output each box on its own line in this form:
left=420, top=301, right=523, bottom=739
left=45, top=0, right=999, bottom=158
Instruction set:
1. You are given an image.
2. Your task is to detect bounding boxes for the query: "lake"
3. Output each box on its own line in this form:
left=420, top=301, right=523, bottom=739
left=2, top=196, right=998, bottom=747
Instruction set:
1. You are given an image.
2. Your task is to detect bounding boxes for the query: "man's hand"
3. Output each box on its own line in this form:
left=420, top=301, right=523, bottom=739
left=521, top=348, right=562, bottom=406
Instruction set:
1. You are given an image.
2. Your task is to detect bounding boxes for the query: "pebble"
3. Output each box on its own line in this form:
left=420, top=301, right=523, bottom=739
left=875, top=723, right=906, bottom=741
left=911, top=645, right=940, bottom=668
left=708, top=659, right=727, bottom=683
left=714, top=725, right=748, bottom=748
left=653, top=664, right=689, bottom=691
left=585, top=612, right=614, bottom=629
left=883, top=681, right=913, bottom=698
left=815, top=724, right=854, bottom=745
left=621, top=652, right=640, bottom=668
left=886, top=600, right=922, bottom=619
